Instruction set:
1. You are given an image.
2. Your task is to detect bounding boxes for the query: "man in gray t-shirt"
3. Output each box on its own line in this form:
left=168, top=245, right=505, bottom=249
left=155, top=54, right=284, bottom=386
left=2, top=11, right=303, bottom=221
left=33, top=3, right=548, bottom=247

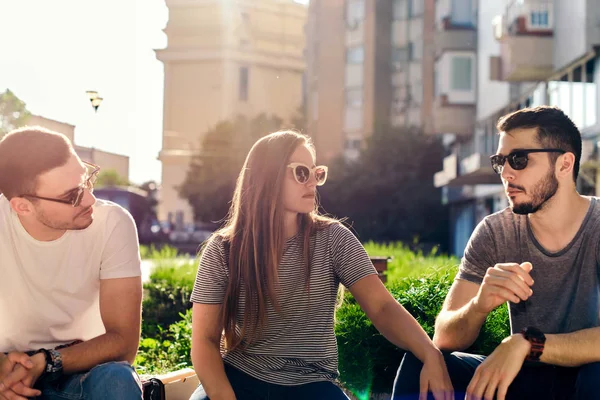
left=393, top=106, right=600, bottom=400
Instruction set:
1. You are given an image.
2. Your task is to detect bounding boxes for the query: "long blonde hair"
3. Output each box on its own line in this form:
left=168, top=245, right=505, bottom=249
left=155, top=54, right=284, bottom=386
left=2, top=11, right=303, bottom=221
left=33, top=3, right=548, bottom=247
left=215, top=130, right=336, bottom=351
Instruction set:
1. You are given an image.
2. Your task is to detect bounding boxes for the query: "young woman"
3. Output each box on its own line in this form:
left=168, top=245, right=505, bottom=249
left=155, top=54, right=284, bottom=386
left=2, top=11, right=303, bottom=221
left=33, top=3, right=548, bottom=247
left=189, top=130, right=452, bottom=400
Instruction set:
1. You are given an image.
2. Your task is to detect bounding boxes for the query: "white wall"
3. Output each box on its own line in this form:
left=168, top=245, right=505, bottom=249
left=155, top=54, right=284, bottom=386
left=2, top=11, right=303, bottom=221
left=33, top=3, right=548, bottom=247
left=476, top=0, right=510, bottom=120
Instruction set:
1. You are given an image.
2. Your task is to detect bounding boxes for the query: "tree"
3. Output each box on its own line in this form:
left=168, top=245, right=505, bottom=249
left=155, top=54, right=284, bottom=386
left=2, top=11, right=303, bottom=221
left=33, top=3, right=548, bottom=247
left=95, top=169, right=130, bottom=187
left=318, top=126, right=449, bottom=251
left=179, top=113, right=284, bottom=223
left=138, top=180, right=159, bottom=213
left=0, top=89, right=31, bottom=137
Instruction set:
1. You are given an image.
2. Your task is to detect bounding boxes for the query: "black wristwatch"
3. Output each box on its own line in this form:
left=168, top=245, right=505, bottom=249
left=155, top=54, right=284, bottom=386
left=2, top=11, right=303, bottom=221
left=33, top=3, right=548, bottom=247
left=520, top=327, right=546, bottom=362
left=35, top=348, right=63, bottom=382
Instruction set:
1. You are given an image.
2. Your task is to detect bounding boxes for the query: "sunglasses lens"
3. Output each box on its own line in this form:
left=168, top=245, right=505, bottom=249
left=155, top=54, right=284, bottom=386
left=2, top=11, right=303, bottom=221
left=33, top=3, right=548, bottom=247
left=72, top=190, right=83, bottom=207
left=510, top=153, right=528, bottom=170
left=490, top=156, right=503, bottom=174
left=294, top=165, right=310, bottom=183
left=315, top=168, right=327, bottom=185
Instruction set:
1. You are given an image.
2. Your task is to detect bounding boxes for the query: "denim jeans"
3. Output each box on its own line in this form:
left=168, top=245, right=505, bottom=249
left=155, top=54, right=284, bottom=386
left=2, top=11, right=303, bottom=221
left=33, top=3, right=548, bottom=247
left=189, top=363, right=349, bottom=400
left=35, top=361, right=142, bottom=400
left=392, top=351, right=600, bottom=400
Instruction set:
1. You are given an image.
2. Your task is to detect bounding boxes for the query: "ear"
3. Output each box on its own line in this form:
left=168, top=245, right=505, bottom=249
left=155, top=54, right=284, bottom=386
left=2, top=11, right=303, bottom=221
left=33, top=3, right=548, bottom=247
left=556, top=152, right=575, bottom=178
left=9, top=197, right=35, bottom=216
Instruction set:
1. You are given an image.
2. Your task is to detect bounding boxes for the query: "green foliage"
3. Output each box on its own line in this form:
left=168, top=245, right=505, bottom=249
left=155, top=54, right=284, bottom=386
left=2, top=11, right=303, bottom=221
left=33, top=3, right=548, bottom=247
left=135, top=309, right=193, bottom=375
left=319, top=126, right=449, bottom=250
left=95, top=169, right=130, bottom=187
left=336, top=268, right=510, bottom=396
left=142, top=260, right=197, bottom=338
left=136, top=243, right=510, bottom=396
left=179, top=113, right=288, bottom=223
left=0, top=89, right=31, bottom=136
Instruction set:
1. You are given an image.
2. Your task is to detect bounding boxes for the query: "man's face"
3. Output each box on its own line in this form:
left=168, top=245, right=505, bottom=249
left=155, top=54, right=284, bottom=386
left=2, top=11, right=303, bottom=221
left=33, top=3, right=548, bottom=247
left=31, top=153, right=97, bottom=230
left=496, top=128, right=559, bottom=215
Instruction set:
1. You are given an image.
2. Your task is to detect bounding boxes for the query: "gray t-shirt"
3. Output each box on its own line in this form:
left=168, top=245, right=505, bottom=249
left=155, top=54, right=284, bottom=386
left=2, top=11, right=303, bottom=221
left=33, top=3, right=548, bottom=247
left=190, top=222, right=377, bottom=385
left=457, top=197, right=600, bottom=335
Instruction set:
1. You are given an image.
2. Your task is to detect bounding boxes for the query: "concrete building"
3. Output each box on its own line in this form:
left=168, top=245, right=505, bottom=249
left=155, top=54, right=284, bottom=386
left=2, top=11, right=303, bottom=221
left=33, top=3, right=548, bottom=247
left=26, top=115, right=129, bottom=181
left=155, top=0, right=308, bottom=227
left=435, top=0, right=600, bottom=255
left=306, top=0, right=477, bottom=162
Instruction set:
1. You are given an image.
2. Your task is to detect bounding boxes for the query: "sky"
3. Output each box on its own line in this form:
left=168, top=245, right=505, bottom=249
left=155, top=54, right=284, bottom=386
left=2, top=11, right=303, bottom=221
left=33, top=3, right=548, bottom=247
left=0, top=0, right=168, bottom=185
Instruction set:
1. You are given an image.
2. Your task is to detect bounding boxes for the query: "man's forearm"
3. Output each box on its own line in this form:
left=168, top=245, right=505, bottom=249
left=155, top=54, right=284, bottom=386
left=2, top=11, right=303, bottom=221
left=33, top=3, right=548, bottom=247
left=541, top=327, right=600, bottom=367
left=58, top=331, right=139, bottom=374
left=433, top=298, right=488, bottom=351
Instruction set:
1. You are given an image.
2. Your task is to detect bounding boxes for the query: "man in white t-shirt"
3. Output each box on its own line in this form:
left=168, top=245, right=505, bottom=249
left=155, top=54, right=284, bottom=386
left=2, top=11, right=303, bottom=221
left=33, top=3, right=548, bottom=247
left=0, top=127, right=143, bottom=399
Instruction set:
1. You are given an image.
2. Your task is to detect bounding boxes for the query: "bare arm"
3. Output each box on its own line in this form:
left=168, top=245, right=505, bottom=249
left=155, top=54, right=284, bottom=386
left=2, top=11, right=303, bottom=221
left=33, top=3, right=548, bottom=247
left=191, top=303, right=235, bottom=400
left=350, top=275, right=441, bottom=361
left=433, top=279, right=488, bottom=351
left=434, top=263, right=534, bottom=351
left=58, top=276, right=142, bottom=372
left=540, top=327, right=600, bottom=367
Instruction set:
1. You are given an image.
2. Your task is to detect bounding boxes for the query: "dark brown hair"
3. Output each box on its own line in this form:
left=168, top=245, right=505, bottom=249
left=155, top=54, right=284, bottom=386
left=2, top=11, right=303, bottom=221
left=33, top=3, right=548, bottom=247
left=0, top=126, right=73, bottom=199
left=497, top=106, right=582, bottom=181
left=214, top=130, right=336, bottom=351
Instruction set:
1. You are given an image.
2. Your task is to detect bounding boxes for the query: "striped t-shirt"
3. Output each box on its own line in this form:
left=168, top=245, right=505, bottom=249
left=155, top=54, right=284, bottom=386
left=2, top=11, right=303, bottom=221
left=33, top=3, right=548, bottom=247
left=190, top=222, right=377, bottom=385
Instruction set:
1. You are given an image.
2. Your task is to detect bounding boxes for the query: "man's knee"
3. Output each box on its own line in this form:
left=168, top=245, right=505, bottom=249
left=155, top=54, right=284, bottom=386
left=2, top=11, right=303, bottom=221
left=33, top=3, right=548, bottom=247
left=576, top=362, right=600, bottom=398
left=85, top=361, right=142, bottom=398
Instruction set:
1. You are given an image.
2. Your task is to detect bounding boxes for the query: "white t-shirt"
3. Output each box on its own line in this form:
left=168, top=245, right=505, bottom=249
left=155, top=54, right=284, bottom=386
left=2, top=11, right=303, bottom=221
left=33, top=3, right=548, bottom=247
left=0, top=195, right=141, bottom=352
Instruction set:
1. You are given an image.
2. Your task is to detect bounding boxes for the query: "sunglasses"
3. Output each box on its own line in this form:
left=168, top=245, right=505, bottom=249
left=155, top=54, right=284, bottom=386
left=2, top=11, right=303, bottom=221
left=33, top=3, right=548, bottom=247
left=287, top=163, right=328, bottom=186
left=490, top=149, right=565, bottom=174
left=22, top=162, right=101, bottom=207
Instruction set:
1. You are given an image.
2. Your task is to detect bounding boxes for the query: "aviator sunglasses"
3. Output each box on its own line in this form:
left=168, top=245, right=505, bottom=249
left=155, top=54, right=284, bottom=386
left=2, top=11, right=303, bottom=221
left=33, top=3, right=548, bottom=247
left=287, top=163, right=328, bottom=186
left=490, top=149, right=565, bottom=174
left=21, top=161, right=101, bottom=207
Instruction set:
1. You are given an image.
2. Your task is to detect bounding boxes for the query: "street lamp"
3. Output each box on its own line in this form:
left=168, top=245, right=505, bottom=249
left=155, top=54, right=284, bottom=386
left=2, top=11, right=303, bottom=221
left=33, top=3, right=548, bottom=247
left=86, top=90, right=103, bottom=112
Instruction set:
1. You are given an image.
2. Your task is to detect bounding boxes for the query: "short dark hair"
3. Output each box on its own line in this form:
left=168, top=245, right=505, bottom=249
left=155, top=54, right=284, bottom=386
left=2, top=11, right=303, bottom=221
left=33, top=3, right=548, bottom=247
left=0, top=126, right=73, bottom=199
left=497, top=106, right=582, bottom=181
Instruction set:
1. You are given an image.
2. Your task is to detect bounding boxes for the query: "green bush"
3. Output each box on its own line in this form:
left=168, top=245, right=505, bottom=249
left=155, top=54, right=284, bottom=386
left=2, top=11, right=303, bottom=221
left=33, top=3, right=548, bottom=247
left=137, top=242, right=510, bottom=397
left=142, top=260, right=197, bottom=337
left=135, top=309, right=193, bottom=375
left=336, top=268, right=509, bottom=397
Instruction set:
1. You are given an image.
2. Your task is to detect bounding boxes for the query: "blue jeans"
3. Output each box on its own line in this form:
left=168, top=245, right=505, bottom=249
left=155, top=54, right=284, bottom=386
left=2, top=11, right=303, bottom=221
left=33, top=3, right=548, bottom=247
left=189, top=363, right=349, bottom=400
left=392, top=351, right=600, bottom=400
left=35, top=361, right=142, bottom=399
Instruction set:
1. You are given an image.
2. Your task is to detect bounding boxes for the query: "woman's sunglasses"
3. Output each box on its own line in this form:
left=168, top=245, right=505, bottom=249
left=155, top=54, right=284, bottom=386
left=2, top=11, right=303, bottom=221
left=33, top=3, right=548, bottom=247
left=287, top=163, right=328, bottom=186
left=490, top=148, right=565, bottom=174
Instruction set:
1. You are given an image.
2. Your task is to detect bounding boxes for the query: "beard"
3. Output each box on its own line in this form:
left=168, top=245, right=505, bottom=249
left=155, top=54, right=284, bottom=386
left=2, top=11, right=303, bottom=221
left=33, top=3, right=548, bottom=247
left=36, top=206, right=94, bottom=231
left=510, top=168, right=559, bottom=215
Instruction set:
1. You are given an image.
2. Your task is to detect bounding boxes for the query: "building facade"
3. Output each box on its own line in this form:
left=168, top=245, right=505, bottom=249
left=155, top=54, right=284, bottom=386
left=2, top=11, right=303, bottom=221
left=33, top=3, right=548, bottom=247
left=435, top=0, right=600, bottom=256
left=156, top=0, right=308, bottom=228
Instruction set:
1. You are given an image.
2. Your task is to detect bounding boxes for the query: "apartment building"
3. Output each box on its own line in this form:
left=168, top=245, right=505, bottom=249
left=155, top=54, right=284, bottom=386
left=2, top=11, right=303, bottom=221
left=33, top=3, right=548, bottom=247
left=155, top=0, right=307, bottom=227
left=435, top=0, right=600, bottom=255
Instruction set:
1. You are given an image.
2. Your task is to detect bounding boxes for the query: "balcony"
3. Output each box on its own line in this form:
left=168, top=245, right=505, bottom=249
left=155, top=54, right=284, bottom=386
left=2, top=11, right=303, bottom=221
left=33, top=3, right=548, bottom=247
left=427, top=95, right=476, bottom=137
left=435, top=29, right=477, bottom=58
left=490, top=0, right=554, bottom=82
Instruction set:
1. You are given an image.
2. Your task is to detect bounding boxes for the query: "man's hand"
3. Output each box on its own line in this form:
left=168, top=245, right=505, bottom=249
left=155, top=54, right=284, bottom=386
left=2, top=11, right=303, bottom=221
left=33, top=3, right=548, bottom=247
left=0, top=352, right=42, bottom=400
left=472, top=262, right=534, bottom=315
left=419, top=350, right=454, bottom=400
left=466, top=334, right=531, bottom=400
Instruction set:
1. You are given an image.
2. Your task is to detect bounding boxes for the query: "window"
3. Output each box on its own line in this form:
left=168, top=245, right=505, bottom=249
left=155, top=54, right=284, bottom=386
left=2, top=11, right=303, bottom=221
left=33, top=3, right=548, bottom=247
left=410, top=0, right=423, bottom=16
left=346, top=46, right=364, bottom=64
left=239, top=67, right=249, bottom=102
left=530, top=11, right=550, bottom=28
left=451, top=56, right=472, bottom=91
left=392, top=47, right=410, bottom=63
left=393, top=0, right=408, bottom=20
left=345, top=138, right=362, bottom=150
left=451, top=0, right=475, bottom=27
left=346, top=0, right=365, bottom=27
left=346, top=88, right=363, bottom=108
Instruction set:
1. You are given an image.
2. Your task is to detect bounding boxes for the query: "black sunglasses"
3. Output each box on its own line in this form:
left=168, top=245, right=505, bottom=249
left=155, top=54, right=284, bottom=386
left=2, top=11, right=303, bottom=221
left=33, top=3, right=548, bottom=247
left=490, top=149, right=566, bottom=174
left=22, top=162, right=101, bottom=207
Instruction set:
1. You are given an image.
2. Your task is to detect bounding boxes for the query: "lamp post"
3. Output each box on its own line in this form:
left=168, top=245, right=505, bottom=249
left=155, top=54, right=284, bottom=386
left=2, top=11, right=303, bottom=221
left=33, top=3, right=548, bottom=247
left=85, top=90, right=103, bottom=112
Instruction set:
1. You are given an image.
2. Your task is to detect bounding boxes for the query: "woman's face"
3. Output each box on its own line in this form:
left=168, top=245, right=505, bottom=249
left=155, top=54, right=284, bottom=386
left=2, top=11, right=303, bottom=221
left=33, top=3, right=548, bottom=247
left=282, top=144, right=318, bottom=215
